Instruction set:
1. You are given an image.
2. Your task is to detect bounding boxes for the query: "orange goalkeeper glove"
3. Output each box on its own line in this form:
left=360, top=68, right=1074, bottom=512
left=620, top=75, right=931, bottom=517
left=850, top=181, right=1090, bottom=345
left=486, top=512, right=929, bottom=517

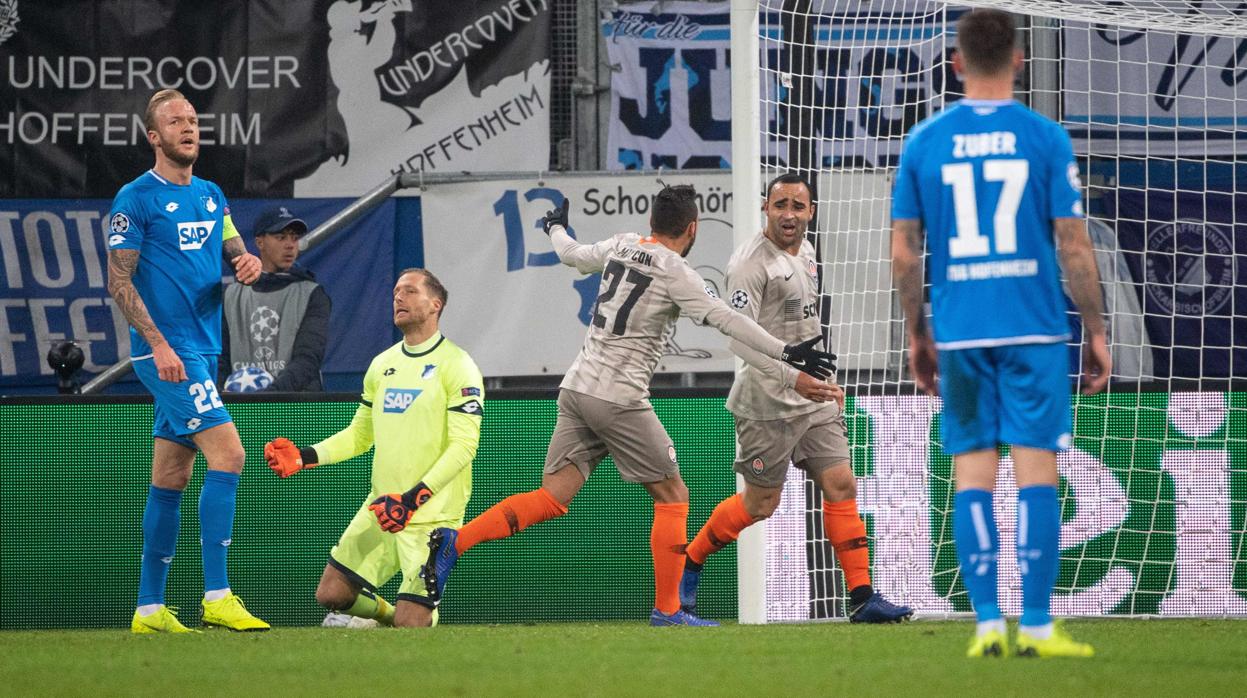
left=368, top=482, right=433, bottom=533
left=264, top=437, right=315, bottom=478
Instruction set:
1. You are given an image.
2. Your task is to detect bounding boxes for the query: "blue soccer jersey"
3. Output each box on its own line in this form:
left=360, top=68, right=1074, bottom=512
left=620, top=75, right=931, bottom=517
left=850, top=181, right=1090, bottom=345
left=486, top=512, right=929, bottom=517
left=107, top=170, right=240, bottom=357
left=891, top=99, right=1083, bottom=349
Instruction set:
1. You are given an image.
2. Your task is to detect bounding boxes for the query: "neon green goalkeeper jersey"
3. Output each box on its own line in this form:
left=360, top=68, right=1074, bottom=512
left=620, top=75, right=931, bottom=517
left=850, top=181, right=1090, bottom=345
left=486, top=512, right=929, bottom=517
left=311, top=333, right=484, bottom=525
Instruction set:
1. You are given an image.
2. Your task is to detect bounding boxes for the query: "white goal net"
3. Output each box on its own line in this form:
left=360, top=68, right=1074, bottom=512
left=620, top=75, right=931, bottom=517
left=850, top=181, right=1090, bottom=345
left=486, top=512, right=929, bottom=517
left=737, top=0, right=1247, bottom=622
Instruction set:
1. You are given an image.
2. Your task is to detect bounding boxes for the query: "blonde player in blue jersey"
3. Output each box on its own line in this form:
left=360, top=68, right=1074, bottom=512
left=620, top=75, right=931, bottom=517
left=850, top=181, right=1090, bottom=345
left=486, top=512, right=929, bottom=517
left=891, top=9, right=1110, bottom=658
left=108, top=89, right=269, bottom=633
left=263, top=269, right=484, bottom=628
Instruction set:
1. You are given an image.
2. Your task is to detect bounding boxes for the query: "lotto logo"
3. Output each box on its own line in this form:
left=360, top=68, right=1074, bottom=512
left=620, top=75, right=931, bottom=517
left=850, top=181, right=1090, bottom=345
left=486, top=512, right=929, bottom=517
left=177, top=220, right=217, bottom=250
left=382, top=388, right=423, bottom=413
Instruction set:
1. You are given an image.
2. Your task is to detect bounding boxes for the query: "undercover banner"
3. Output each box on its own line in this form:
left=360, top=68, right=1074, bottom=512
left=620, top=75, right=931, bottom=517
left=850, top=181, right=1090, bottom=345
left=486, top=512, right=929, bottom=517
left=0, top=0, right=550, bottom=198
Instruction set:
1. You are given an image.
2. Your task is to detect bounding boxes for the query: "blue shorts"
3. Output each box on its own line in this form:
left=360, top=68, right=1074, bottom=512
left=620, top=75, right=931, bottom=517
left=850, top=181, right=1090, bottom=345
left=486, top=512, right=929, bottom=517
left=937, top=343, right=1072, bottom=455
left=133, top=351, right=232, bottom=449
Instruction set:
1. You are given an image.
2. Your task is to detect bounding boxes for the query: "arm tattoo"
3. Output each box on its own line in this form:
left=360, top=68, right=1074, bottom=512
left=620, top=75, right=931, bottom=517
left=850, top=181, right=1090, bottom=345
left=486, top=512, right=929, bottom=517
left=222, top=235, right=246, bottom=262
left=107, top=249, right=165, bottom=347
left=891, top=219, right=928, bottom=336
left=1055, top=218, right=1106, bottom=335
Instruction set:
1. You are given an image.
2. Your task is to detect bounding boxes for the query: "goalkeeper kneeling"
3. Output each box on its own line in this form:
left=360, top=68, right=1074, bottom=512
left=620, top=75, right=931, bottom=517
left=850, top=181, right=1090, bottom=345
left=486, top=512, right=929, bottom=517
left=264, top=269, right=485, bottom=628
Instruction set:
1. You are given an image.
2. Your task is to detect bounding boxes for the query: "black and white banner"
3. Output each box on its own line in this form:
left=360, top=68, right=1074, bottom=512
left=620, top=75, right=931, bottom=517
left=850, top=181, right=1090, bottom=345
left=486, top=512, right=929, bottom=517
left=421, top=172, right=738, bottom=376
left=604, top=2, right=733, bottom=171
left=0, top=0, right=549, bottom=198
left=1063, top=22, right=1247, bottom=157
left=604, top=1, right=952, bottom=171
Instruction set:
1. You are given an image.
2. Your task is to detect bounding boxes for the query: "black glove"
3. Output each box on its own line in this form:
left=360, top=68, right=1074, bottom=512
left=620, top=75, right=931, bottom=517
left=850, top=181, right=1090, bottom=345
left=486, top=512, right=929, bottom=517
left=541, top=197, right=570, bottom=235
left=781, top=336, right=837, bottom=380
left=368, top=481, right=434, bottom=533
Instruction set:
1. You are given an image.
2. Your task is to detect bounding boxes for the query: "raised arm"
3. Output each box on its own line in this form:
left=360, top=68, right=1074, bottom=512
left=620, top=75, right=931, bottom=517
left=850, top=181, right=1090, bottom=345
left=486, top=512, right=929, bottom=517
left=549, top=225, right=612, bottom=274
left=1054, top=217, right=1110, bottom=394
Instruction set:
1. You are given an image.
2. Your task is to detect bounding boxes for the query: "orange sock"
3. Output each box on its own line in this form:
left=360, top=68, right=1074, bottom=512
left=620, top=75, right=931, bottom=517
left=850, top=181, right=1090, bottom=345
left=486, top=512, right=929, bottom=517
left=686, top=494, right=755, bottom=565
left=823, top=499, right=871, bottom=591
left=652, top=502, right=689, bottom=615
left=455, top=488, right=568, bottom=554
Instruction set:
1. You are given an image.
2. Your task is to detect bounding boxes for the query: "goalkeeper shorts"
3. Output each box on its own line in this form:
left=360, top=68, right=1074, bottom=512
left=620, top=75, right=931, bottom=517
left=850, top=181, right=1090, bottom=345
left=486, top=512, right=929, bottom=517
left=937, top=342, right=1072, bottom=455
left=328, top=503, right=450, bottom=608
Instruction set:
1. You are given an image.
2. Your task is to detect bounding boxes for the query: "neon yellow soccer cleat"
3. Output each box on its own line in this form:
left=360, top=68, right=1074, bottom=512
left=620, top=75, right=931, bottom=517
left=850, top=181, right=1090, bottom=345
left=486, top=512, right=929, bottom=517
left=201, top=592, right=271, bottom=632
left=1016, top=623, right=1094, bottom=658
left=131, top=606, right=197, bottom=634
left=966, top=629, right=1009, bottom=658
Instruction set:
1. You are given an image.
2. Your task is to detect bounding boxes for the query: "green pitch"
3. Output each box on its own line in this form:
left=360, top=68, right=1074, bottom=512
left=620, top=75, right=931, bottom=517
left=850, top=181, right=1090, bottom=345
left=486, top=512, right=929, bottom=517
left=2, top=619, right=1243, bottom=696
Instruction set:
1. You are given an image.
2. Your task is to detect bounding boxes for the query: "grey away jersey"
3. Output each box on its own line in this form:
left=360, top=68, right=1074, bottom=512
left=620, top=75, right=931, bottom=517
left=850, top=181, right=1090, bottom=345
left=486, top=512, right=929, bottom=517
left=551, top=227, right=787, bottom=405
left=726, top=233, right=836, bottom=421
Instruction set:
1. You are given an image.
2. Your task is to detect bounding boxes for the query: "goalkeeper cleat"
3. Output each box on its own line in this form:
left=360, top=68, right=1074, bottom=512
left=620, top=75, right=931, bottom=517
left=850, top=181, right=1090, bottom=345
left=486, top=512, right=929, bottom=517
left=201, top=592, right=271, bottom=632
left=131, top=606, right=197, bottom=634
left=849, top=592, right=914, bottom=623
left=421, top=527, right=460, bottom=602
left=679, top=565, right=702, bottom=613
left=966, top=629, right=1009, bottom=658
left=1016, top=623, right=1095, bottom=659
left=650, top=608, right=719, bottom=627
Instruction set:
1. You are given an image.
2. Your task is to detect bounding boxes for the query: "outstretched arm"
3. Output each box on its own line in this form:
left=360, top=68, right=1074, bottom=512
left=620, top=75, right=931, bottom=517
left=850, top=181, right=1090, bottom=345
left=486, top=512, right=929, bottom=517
left=1055, top=217, right=1110, bottom=394
left=669, top=264, right=833, bottom=378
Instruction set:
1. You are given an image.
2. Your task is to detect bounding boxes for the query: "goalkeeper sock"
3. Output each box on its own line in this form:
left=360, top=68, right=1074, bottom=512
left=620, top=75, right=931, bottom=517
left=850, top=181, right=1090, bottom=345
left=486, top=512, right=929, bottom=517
left=823, top=499, right=872, bottom=591
left=199, top=470, right=239, bottom=594
left=953, top=488, right=1002, bottom=622
left=137, top=485, right=182, bottom=607
left=686, top=494, right=754, bottom=565
left=345, top=589, right=395, bottom=625
left=651, top=502, right=689, bottom=615
left=456, top=487, right=568, bottom=554
left=1018, top=484, right=1060, bottom=629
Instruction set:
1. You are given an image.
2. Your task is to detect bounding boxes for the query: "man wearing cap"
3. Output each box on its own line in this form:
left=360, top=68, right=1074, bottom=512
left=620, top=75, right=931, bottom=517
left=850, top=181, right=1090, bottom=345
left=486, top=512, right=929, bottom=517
left=220, top=206, right=332, bottom=391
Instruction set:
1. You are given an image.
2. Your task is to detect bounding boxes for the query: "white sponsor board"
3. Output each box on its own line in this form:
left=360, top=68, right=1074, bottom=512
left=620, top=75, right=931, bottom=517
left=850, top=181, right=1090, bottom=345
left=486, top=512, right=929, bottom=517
left=422, top=172, right=738, bottom=376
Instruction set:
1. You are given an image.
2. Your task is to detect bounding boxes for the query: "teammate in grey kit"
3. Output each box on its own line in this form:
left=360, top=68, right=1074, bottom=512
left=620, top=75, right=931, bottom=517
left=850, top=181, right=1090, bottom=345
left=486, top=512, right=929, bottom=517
left=681, top=173, right=913, bottom=623
left=422, top=185, right=834, bottom=625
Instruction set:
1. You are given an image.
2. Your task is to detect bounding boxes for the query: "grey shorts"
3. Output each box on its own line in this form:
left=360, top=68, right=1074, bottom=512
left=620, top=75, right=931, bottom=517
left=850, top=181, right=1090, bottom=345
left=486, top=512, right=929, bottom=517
left=734, top=408, right=850, bottom=488
left=543, top=390, right=680, bottom=484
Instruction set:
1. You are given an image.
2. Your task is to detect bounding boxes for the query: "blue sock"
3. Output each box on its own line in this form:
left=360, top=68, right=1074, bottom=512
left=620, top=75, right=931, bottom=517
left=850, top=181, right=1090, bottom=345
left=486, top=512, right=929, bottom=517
left=200, top=470, right=240, bottom=593
left=953, top=488, right=1001, bottom=622
left=138, top=485, right=183, bottom=607
left=1018, top=485, right=1060, bottom=628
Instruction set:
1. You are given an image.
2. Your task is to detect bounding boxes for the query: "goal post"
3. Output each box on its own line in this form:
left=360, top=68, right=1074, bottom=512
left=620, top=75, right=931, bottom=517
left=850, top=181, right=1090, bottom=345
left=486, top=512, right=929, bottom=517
left=731, top=0, right=1247, bottom=623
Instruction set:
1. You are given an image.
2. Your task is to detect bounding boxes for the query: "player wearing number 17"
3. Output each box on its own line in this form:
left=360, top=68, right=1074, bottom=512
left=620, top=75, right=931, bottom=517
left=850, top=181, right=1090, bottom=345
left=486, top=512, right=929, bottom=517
left=890, top=9, right=1110, bottom=658
left=107, top=89, right=268, bottom=633
left=421, top=185, right=836, bottom=626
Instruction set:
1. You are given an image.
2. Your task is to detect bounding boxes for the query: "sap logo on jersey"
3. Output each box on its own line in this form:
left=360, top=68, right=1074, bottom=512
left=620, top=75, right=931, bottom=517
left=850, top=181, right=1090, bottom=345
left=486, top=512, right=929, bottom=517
left=178, top=220, right=217, bottom=250
left=382, top=388, right=423, bottom=413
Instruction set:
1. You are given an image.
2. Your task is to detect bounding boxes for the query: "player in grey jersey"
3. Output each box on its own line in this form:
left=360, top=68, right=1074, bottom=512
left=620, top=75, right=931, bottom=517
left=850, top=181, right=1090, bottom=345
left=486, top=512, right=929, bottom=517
left=681, top=173, right=913, bottom=623
left=422, top=185, right=835, bottom=626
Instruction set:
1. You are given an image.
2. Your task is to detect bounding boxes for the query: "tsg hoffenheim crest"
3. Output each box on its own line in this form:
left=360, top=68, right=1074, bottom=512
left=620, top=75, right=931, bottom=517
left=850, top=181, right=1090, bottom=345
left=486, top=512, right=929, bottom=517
left=0, top=1, right=18, bottom=47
